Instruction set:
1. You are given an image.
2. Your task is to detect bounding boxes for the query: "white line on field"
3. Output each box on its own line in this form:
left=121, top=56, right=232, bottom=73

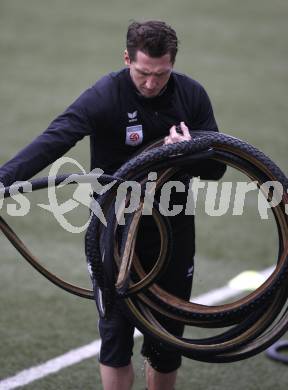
left=0, top=266, right=274, bottom=390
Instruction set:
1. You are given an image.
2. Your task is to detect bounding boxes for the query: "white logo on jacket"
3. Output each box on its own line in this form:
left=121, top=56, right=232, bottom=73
left=128, top=111, right=138, bottom=123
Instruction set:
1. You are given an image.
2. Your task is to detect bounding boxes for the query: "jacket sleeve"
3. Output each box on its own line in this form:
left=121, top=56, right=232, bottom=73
left=188, top=85, right=226, bottom=181
left=0, top=84, right=103, bottom=187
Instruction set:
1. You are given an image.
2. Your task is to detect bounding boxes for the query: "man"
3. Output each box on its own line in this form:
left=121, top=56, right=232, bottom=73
left=0, top=20, right=225, bottom=389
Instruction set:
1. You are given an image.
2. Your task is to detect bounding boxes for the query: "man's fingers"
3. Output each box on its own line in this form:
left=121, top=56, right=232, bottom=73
left=180, top=121, right=191, bottom=139
left=169, top=125, right=178, bottom=138
left=165, top=122, right=191, bottom=144
left=164, top=136, right=172, bottom=144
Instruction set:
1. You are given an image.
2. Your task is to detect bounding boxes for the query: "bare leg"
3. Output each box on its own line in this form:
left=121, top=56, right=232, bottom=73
left=100, top=362, right=134, bottom=390
left=145, top=360, right=177, bottom=390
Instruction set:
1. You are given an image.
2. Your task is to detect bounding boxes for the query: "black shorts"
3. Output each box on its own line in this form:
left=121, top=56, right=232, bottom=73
left=98, top=206, right=195, bottom=373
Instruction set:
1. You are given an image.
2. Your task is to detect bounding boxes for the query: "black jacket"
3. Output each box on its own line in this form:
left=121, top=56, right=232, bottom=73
left=0, top=68, right=225, bottom=186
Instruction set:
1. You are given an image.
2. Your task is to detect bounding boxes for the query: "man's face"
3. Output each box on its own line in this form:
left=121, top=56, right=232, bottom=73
left=124, top=50, right=173, bottom=98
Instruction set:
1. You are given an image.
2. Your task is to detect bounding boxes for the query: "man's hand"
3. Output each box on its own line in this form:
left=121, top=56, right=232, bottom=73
left=164, top=121, right=191, bottom=144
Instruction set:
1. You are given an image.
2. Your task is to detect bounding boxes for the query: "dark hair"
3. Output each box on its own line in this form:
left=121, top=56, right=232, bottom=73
left=126, top=20, right=178, bottom=64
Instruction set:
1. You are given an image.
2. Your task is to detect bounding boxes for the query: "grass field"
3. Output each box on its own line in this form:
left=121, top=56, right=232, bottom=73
left=0, top=0, right=288, bottom=389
